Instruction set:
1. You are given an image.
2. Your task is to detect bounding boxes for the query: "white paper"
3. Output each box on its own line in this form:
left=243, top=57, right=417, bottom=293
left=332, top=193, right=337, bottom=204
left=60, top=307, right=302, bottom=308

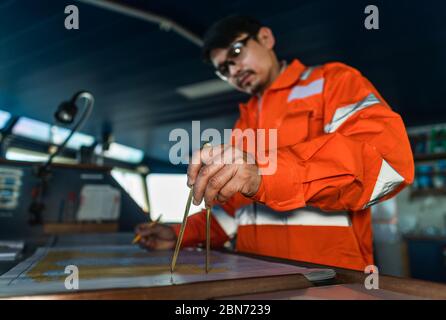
left=76, top=185, right=121, bottom=221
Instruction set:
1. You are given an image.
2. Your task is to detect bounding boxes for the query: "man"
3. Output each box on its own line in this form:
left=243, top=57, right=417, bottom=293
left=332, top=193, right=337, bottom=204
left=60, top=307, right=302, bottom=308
left=135, top=15, right=414, bottom=270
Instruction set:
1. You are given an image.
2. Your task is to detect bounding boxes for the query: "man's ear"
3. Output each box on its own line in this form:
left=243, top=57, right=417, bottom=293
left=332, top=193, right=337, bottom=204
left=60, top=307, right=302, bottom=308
left=257, top=27, right=275, bottom=50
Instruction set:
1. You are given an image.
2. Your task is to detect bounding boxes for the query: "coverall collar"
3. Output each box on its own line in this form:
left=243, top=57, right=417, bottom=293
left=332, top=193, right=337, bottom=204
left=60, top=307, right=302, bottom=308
left=239, top=59, right=307, bottom=111
left=268, top=59, right=306, bottom=91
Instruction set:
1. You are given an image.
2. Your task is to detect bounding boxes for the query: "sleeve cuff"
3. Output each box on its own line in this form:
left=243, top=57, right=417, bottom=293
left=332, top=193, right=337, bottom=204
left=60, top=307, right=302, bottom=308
left=251, top=149, right=306, bottom=211
left=251, top=176, right=266, bottom=203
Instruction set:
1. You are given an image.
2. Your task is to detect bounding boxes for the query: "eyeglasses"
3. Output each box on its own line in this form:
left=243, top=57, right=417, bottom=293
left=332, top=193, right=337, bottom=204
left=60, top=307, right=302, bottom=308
left=215, top=35, right=253, bottom=81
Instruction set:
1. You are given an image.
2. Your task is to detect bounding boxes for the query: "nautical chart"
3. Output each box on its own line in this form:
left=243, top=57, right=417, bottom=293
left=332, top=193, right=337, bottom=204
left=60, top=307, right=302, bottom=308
left=0, top=245, right=334, bottom=297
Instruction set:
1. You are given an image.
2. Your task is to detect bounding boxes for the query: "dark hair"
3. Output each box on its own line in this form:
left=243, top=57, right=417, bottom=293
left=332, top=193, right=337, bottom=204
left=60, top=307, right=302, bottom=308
left=202, top=15, right=262, bottom=63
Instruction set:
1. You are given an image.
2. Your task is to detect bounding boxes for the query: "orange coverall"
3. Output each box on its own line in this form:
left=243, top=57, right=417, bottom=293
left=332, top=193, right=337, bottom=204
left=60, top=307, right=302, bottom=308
left=173, top=59, right=414, bottom=271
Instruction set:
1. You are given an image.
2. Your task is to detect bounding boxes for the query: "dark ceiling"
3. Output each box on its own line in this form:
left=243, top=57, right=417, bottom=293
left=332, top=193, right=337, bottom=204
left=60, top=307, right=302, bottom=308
left=1, top=0, right=445, bottom=165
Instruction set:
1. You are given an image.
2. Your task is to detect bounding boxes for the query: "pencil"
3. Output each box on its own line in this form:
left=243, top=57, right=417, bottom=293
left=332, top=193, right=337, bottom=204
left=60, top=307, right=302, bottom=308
left=132, top=214, right=162, bottom=244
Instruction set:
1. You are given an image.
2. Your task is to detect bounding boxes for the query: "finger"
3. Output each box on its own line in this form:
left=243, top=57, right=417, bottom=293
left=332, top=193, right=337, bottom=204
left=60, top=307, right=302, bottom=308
left=136, top=224, right=161, bottom=237
left=135, top=223, right=151, bottom=233
left=216, top=175, right=241, bottom=203
left=139, top=236, right=149, bottom=248
left=154, top=238, right=176, bottom=250
left=203, top=165, right=236, bottom=207
left=136, top=228, right=154, bottom=237
left=187, top=145, right=225, bottom=186
left=141, top=234, right=157, bottom=248
left=146, top=237, right=156, bottom=249
left=136, top=220, right=161, bottom=232
left=187, top=149, right=203, bottom=187
left=192, top=145, right=234, bottom=205
left=192, top=162, right=225, bottom=205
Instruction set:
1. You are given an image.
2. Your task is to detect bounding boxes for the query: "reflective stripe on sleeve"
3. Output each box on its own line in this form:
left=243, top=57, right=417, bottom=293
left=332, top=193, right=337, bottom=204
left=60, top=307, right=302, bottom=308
left=324, top=93, right=381, bottom=133
left=364, top=159, right=405, bottom=209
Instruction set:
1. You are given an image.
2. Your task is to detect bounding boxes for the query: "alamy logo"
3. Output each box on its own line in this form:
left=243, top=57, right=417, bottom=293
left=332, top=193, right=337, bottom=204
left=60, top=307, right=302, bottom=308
left=65, top=5, right=79, bottom=30
left=364, top=265, right=379, bottom=290
left=64, top=265, right=79, bottom=290
left=169, top=121, right=278, bottom=175
left=364, top=5, right=379, bottom=30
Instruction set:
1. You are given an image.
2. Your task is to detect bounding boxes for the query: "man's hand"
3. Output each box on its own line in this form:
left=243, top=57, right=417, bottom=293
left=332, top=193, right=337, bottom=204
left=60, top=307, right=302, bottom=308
left=187, top=144, right=261, bottom=207
left=134, top=223, right=177, bottom=250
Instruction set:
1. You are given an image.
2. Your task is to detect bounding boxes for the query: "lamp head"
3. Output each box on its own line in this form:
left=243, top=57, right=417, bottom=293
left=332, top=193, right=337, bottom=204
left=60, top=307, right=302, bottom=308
left=54, top=100, right=78, bottom=124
